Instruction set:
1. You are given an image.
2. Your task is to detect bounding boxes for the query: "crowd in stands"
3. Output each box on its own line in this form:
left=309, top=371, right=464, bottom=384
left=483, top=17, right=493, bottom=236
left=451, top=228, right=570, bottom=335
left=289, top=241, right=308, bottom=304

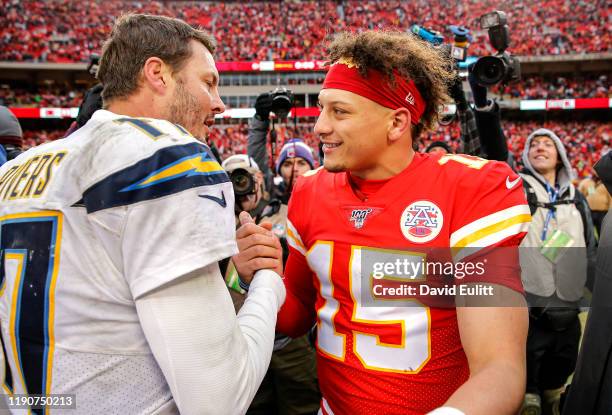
left=490, top=74, right=611, bottom=100
left=20, top=120, right=609, bottom=180
left=1, top=73, right=610, bottom=108
left=0, top=85, right=85, bottom=107
left=1, top=0, right=609, bottom=63
left=21, top=128, right=64, bottom=149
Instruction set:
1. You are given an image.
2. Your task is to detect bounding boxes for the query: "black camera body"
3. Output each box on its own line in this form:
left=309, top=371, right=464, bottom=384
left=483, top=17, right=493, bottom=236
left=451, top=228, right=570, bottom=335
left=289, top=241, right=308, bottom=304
left=269, top=87, right=294, bottom=119
left=88, top=54, right=100, bottom=77
left=472, top=11, right=521, bottom=86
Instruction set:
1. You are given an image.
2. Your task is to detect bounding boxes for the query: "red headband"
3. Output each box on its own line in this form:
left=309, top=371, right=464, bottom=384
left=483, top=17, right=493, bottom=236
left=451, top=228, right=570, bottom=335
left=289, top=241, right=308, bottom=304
left=322, top=59, right=425, bottom=125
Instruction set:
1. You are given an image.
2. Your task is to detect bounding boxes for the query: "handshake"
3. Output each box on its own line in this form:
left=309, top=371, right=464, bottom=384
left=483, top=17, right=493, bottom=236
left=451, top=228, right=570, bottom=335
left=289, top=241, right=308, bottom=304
left=232, top=211, right=284, bottom=286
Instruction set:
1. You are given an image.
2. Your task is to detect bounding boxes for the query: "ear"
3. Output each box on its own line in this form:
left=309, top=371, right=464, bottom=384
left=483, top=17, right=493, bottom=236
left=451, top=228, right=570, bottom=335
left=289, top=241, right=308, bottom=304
left=142, top=57, right=171, bottom=94
left=387, top=107, right=412, bottom=143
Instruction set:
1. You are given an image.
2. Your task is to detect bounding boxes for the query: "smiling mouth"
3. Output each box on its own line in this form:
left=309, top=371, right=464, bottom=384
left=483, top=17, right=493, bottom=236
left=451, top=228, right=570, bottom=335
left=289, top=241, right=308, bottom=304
left=322, top=142, right=341, bottom=153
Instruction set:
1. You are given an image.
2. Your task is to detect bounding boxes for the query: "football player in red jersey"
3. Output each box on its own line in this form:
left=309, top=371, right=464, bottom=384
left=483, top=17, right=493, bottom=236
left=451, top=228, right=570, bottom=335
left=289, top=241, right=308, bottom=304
left=234, top=30, right=531, bottom=415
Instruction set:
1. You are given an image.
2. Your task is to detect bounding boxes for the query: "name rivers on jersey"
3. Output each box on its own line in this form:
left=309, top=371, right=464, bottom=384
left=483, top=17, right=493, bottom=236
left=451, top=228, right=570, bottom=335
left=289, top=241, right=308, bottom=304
left=0, top=151, right=66, bottom=201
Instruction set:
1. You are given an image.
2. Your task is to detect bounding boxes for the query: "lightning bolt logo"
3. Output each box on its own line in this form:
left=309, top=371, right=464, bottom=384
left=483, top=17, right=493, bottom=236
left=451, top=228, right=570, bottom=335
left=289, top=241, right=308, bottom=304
left=120, top=152, right=225, bottom=192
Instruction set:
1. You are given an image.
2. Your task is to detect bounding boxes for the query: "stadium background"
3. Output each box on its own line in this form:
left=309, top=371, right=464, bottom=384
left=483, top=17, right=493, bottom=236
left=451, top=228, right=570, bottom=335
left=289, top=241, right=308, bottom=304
left=0, top=0, right=609, bottom=178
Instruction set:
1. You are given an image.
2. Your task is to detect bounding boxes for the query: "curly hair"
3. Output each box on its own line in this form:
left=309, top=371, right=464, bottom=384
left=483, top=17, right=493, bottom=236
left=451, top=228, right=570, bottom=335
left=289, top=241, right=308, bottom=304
left=327, top=30, right=454, bottom=141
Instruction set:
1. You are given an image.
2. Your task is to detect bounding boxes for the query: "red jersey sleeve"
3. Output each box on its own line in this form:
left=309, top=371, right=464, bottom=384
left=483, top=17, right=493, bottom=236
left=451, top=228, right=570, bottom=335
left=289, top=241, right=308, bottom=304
left=448, top=158, right=531, bottom=292
left=276, top=249, right=317, bottom=338
left=276, top=174, right=318, bottom=337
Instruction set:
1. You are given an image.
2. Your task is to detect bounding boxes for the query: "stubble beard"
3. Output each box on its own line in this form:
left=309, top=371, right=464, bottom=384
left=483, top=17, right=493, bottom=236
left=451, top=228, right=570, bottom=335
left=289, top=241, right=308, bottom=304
left=168, top=80, right=206, bottom=141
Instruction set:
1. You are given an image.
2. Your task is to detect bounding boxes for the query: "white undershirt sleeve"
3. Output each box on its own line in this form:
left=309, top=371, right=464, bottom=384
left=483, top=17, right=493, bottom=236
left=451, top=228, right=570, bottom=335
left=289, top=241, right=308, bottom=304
left=135, top=265, right=285, bottom=415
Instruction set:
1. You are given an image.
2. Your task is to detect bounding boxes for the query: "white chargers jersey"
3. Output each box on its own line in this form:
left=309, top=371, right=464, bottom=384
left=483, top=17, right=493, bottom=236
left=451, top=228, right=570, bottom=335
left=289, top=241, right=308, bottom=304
left=0, top=110, right=237, bottom=414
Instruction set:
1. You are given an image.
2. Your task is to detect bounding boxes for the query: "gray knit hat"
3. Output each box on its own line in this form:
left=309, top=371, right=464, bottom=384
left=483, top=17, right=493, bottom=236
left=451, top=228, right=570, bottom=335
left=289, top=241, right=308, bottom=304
left=0, top=106, right=23, bottom=146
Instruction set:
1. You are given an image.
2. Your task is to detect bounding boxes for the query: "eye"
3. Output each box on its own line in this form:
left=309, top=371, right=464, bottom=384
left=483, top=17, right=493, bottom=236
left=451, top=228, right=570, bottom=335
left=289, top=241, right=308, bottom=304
left=333, top=107, right=347, bottom=115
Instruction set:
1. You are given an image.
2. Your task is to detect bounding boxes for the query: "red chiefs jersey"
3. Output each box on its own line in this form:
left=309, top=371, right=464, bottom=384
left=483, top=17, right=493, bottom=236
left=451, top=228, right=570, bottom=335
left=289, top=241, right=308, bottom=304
left=277, top=152, right=531, bottom=415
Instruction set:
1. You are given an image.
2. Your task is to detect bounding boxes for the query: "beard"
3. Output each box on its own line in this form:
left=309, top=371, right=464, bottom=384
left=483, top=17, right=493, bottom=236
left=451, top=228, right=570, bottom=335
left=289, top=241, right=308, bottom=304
left=168, top=79, right=207, bottom=141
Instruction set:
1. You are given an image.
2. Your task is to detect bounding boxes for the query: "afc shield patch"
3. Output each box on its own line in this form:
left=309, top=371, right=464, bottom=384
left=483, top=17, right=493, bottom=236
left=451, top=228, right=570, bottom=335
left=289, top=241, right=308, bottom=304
left=400, top=200, right=443, bottom=243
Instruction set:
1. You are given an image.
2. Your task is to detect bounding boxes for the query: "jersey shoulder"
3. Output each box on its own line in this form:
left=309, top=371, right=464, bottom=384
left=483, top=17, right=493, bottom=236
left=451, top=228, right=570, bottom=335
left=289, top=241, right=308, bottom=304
left=292, top=166, right=334, bottom=198
left=424, top=152, right=515, bottom=186
left=73, top=111, right=228, bottom=213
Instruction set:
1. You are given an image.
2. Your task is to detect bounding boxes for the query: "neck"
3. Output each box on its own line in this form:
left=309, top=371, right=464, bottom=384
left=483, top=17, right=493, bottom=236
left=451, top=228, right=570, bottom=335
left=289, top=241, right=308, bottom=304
left=351, top=146, right=415, bottom=181
left=106, top=94, right=163, bottom=119
left=541, top=169, right=556, bottom=186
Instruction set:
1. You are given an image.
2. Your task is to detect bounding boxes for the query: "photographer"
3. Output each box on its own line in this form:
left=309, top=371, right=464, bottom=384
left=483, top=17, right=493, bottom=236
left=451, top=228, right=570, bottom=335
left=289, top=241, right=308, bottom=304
left=249, top=90, right=314, bottom=201
left=0, top=105, right=23, bottom=166
left=221, top=153, right=320, bottom=415
left=518, top=129, right=597, bottom=415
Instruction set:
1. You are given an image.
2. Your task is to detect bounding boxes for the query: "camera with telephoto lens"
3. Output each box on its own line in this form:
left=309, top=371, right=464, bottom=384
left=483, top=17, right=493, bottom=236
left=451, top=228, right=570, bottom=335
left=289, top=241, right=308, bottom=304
left=269, top=86, right=294, bottom=119
left=471, top=11, right=521, bottom=86
left=229, top=168, right=256, bottom=197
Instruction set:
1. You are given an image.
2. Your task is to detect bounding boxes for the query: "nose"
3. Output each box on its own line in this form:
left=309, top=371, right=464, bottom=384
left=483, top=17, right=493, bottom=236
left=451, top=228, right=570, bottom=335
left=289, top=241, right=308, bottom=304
left=314, top=110, right=331, bottom=138
left=534, top=143, right=547, bottom=153
left=211, top=89, right=226, bottom=115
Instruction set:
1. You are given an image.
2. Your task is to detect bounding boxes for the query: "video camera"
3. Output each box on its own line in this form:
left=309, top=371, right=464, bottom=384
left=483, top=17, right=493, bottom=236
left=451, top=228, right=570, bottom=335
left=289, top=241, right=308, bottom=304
left=471, top=11, right=521, bottom=86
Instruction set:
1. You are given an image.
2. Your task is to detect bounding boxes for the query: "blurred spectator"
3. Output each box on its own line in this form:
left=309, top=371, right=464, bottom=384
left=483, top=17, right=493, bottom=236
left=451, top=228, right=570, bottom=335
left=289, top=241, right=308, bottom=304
left=0, top=105, right=23, bottom=164
left=425, top=141, right=452, bottom=154
left=578, top=173, right=612, bottom=235
left=1, top=0, right=609, bottom=63
left=518, top=128, right=597, bottom=415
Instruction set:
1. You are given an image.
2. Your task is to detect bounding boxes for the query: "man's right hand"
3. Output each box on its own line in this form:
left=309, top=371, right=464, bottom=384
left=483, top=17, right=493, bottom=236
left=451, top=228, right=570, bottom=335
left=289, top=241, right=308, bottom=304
left=254, top=92, right=273, bottom=121
left=233, top=211, right=283, bottom=284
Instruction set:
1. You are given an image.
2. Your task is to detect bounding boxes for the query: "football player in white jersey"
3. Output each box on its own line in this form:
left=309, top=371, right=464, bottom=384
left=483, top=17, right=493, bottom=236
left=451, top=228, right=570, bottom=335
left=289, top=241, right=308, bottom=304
left=0, top=14, right=285, bottom=414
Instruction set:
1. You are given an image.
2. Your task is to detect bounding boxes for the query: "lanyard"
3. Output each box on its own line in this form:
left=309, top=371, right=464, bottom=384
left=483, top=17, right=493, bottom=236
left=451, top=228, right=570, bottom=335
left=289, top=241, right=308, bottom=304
left=541, top=183, right=559, bottom=241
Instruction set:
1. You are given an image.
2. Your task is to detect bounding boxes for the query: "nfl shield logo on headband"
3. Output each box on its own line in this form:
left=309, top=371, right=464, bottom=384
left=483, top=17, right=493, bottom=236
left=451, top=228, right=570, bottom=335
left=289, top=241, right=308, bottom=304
left=405, top=92, right=415, bottom=106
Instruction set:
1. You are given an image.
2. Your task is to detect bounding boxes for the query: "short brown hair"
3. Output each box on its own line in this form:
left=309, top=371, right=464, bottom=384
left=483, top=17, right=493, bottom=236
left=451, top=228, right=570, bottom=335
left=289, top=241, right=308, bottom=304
left=326, top=30, right=454, bottom=141
left=97, top=14, right=216, bottom=103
